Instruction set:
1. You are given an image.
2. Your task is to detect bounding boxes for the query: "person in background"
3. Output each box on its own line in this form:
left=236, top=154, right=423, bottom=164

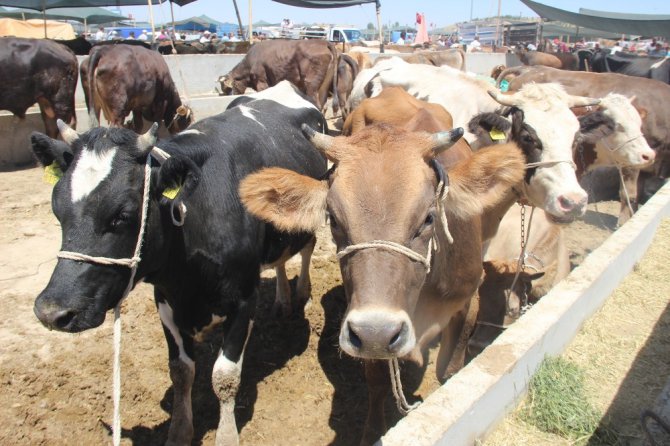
left=526, top=41, right=537, bottom=51
left=157, top=28, right=168, bottom=41
left=229, top=32, right=241, bottom=42
left=200, top=30, right=212, bottom=43
left=649, top=43, right=666, bottom=56
left=95, top=26, right=105, bottom=41
left=467, top=35, right=481, bottom=52
left=127, top=31, right=136, bottom=40
left=645, top=37, right=658, bottom=53
left=138, top=29, right=148, bottom=41
left=396, top=31, right=406, bottom=45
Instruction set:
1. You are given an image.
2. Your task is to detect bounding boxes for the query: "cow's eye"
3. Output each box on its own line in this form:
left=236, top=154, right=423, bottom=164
left=109, top=212, right=131, bottom=230
left=414, top=212, right=435, bottom=239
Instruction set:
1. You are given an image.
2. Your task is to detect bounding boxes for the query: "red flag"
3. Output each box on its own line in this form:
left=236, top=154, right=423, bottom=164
left=416, top=13, right=422, bottom=24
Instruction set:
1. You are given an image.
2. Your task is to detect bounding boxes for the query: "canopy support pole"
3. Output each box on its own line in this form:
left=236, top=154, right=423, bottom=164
left=148, top=0, right=156, bottom=45
left=232, top=0, right=245, bottom=41
left=248, top=0, right=253, bottom=43
left=376, top=0, right=384, bottom=53
left=42, top=9, right=47, bottom=38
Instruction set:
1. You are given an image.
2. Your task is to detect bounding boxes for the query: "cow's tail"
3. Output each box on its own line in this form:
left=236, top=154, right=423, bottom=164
left=86, top=48, right=103, bottom=128
left=335, top=53, right=359, bottom=118
left=329, top=45, right=340, bottom=116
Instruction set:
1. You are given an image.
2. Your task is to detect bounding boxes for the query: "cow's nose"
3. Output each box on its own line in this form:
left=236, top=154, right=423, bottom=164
left=557, top=192, right=588, bottom=216
left=34, top=304, right=77, bottom=331
left=341, top=311, right=413, bottom=359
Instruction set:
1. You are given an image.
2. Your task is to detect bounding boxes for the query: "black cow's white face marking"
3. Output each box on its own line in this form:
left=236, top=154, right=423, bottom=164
left=69, top=146, right=117, bottom=202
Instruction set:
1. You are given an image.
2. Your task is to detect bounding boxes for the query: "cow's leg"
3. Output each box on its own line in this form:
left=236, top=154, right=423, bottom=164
left=212, top=298, right=254, bottom=446
left=132, top=109, right=144, bottom=134
left=435, top=303, right=470, bottom=382
left=361, top=360, right=390, bottom=446
left=273, top=263, right=292, bottom=317
left=618, top=166, right=639, bottom=226
left=156, top=294, right=195, bottom=446
left=36, top=98, right=58, bottom=139
left=295, top=235, right=316, bottom=308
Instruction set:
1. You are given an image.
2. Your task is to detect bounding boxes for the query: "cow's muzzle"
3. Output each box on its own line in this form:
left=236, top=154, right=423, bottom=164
left=34, top=292, right=104, bottom=333
left=339, top=309, right=416, bottom=359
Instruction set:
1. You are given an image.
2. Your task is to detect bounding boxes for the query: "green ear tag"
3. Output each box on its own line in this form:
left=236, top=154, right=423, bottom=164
left=489, top=128, right=506, bottom=141
left=162, top=185, right=181, bottom=200
left=43, top=162, right=63, bottom=185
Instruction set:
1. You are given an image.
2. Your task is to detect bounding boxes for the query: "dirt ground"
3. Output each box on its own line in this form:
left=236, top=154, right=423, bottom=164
left=0, top=163, right=624, bottom=446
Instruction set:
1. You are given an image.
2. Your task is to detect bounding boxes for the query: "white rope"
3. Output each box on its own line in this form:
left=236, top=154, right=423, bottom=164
left=337, top=240, right=432, bottom=269
left=525, top=159, right=577, bottom=170
left=475, top=320, right=511, bottom=330
left=56, top=155, right=155, bottom=446
left=601, top=134, right=644, bottom=154
left=617, top=166, right=635, bottom=218
left=388, top=358, right=420, bottom=415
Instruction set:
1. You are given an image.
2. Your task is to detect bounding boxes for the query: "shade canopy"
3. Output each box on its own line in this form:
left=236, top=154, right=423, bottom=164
left=272, top=0, right=376, bottom=8
left=168, top=14, right=226, bottom=32
left=0, top=0, right=195, bottom=11
left=521, top=0, right=670, bottom=38
left=0, top=6, right=128, bottom=24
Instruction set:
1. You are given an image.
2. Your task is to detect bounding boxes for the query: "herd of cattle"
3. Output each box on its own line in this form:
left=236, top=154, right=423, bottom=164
left=3, top=34, right=669, bottom=444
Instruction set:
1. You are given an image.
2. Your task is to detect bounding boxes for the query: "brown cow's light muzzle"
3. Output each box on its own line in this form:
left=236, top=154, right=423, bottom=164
left=339, top=308, right=416, bottom=359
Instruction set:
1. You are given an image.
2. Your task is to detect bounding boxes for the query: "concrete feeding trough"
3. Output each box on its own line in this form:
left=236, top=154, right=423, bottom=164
left=378, top=182, right=670, bottom=445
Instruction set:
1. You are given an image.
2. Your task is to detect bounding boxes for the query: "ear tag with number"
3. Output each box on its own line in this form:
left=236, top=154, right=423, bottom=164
left=43, top=162, right=63, bottom=185
left=489, top=127, right=506, bottom=141
left=162, top=185, right=181, bottom=200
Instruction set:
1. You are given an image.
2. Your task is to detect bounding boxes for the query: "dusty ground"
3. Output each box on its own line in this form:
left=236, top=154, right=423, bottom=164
left=0, top=163, right=622, bottom=446
left=485, top=219, right=670, bottom=446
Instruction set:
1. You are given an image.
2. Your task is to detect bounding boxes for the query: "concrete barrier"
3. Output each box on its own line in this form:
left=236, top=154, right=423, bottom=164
left=377, top=181, right=670, bottom=445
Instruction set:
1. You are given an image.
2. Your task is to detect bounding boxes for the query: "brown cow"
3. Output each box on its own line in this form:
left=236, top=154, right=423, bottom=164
left=342, top=87, right=472, bottom=167
left=347, top=49, right=373, bottom=70
left=218, top=40, right=339, bottom=112
left=0, top=37, right=78, bottom=139
left=332, top=52, right=359, bottom=118
left=515, top=47, right=562, bottom=69
left=81, top=44, right=192, bottom=134
left=239, top=124, right=527, bottom=444
left=498, top=65, right=670, bottom=224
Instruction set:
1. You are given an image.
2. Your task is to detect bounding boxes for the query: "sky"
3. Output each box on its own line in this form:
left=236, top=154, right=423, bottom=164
left=118, top=1, right=668, bottom=29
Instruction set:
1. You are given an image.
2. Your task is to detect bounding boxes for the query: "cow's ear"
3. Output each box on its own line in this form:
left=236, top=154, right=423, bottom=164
left=577, top=111, right=615, bottom=144
left=445, top=142, right=525, bottom=220
left=635, top=106, right=648, bottom=121
left=239, top=167, right=328, bottom=233
left=468, top=112, right=511, bottom=133
left=155, top=155, right=201, bottom=226
left=30, top=132, right=75, bottom=171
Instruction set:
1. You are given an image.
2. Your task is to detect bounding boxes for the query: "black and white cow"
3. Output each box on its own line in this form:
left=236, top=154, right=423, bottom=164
left=30, top=81, right=327, bottom=445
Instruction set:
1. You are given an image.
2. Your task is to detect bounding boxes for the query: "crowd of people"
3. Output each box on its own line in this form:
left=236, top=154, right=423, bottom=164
left=88, top=25, right=249, bottom=44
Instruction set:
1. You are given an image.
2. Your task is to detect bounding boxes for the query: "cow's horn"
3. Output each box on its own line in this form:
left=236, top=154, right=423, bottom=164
left=301, top=124, right=337, bottom=160
left=57, top=119, right=79, bottom=145
left=176, top=105, right=188, bottom=116
left=432, top=128, right=464, bottom=155
left=567, top=95, right=601, bottom=108
left=138, top=123, right=159, bottom=152
left=488, top=89, right=521, bottom=107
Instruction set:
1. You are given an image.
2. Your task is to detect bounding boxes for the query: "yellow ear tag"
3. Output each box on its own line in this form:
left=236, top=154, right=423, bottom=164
left=43, top=162, right=63, bottom=185
left=162, top=185, right=181, bottom=200
left=489, top=127, right=506, bottom=141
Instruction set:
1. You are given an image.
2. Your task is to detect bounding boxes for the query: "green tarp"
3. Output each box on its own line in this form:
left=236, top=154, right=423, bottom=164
left=0, top=6, right=128, bottom=24
left=521, top=0, right=670, bottom=38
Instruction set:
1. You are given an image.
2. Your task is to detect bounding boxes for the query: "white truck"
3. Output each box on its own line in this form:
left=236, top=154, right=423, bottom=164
left=296, top=25, right=363, bottom=43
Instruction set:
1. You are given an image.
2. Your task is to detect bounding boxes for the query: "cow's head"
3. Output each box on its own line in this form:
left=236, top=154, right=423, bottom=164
left=471, top=84, right=597, bottom=223
left=577, top=94, right=655, bottom=168
left=169, top=104, right=195, bottom=133
left=218, top=73, right=248, bottom=96
left=31, top=121, right=200, bottom=332
left=240, top=124, right=526, bottom=360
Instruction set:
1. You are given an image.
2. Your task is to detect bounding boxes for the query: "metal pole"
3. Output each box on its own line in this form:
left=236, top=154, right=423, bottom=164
left=232, top=0, right=245, bottom=41
left=496, top=0, right=502, bottom=47
left=248, top=0, right=253, bottom=43
left=43, top=9, right=47, bottom=38
left=376, top=0, right=384, bottom=53
left=148, top=0, right=156, bottom=44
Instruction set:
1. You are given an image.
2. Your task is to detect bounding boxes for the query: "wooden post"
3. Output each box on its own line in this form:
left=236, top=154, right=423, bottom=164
left=148, top=0, right=156, bottom=44
left=248, top=0, right=253, bottom=43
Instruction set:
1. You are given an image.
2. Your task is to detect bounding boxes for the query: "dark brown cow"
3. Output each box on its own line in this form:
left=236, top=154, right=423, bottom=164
left=0, top=37, right=78, bottom=139
left=498, top=65, right=670, bottom=223
left=81, top=44, right=193, bottom=134
left=218, top=40, right=339, bottom=112
left=239, top=124, right=527, bottom=444
left=332, top=52, right=359, bottom=118
left=515, top=47, right=562, bottom=69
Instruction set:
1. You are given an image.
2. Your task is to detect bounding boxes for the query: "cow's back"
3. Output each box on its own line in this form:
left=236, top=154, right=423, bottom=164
left=0, top=38, right=77, bottom=118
